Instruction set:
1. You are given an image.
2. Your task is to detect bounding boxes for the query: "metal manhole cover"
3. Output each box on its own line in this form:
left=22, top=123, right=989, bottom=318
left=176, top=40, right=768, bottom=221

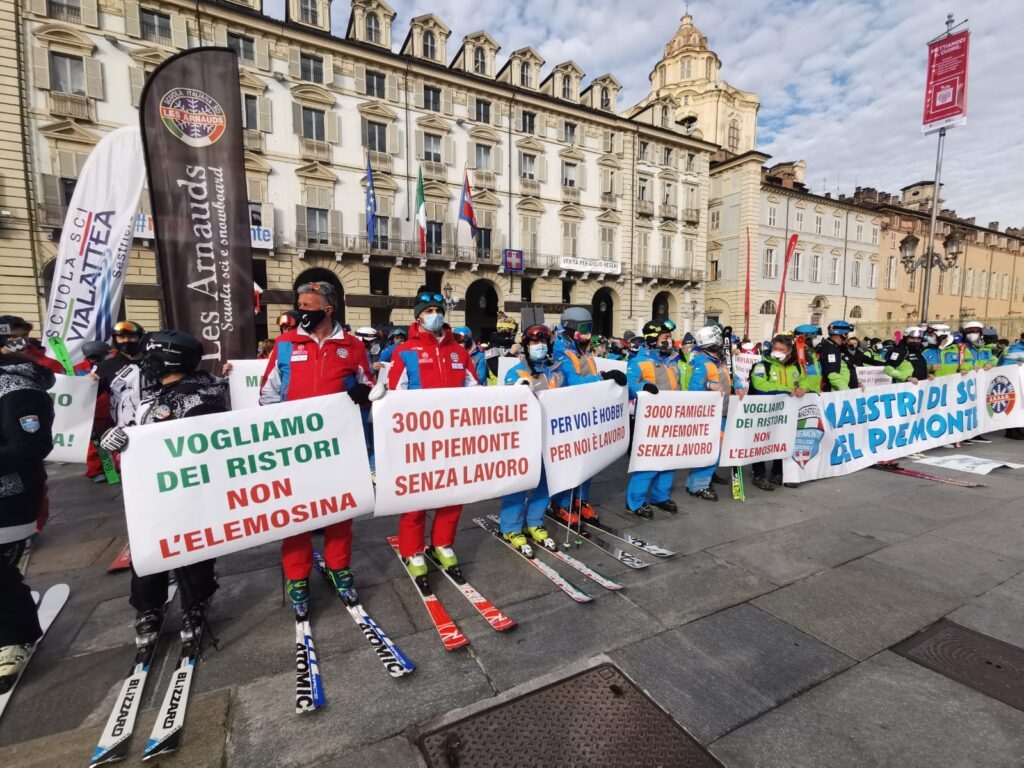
left=417, top=663, right=721, bottom=768
left=894, top=621, right=1024, bottom=711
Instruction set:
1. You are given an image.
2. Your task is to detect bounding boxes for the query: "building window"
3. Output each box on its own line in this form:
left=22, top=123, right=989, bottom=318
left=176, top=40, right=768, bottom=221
left=937, top=269, right=945, bottom=294
left=637, top=177, right=648, bottom=201
left=423, top=133, right=442, bottom=163
left=422, top=31, right=436, bottom=60
left=980, top=270, right=988, bottom=298
left=140, top=8, right=172, bottom=44
left=600, top=87, right=610, bottom=110
left=425, top=221, right=443, bottom=254
left=833, top=219, right=842, bottom=238
left=243, top=94, right=258, bottom=129
left=366, top=70, right=385, bottom=98
left=563, top=121, right=576, bottom=145
left=423, top=85, right=441, bottom=112
left=851, top=260, right=862, bottom=287
left=790, top=252, right=802, bottom=281
left=475, top=227, right=491, bottom=258
left=299, top=0, right=319, bottom=25
left=795, top=211, right=804, bottom=231
left=871, top=227, right=879, bottom=245
left=660, top=234, right=672, bottom=264
left=520, top=110, right=535, bottom=134
left=300, top=53, right=323, bottom=84
left=684, top=237, right=694, bottom=267
left=710, top=209, right=720, bottom=231
left=759, top=300, right=776, bottom=315
left=302, top=107, right=325, bottom=140
left=850, top=305, right=863, bottom=319
left=767, top=206, right=776, bottom=227
left=727, top=120, right=739, bottom=152
left=636, top=231, right=649, bottom=261
left=49, top=52, right=84, bottom=95
left=365, top=12, right=381, bottom=44
left=519, top=153, right=536, bottom=179
left=868, top=262, right=878, bottom=288
left=474, top=143, right=491, bottom=171
left=855, top=223, right=863, bottom=241
left=228, top=33, right=255, bottom=65
left=307, top=207, right=328, bottom=246
left=662, top=183, right=673, bottom=205
left=562, top=220, right=579, bottom=258
left=371, top=216, right=389, bottom=250
left=950, top=265, right=960, bottom=295
left=562, top=76, right=571, bottom=99
left=561, top=161, right=576, bottom=188
left=680, top=58, right=692, bottom=78
left=520, top=61, right=531, bottom=87
left=637, top=140, right=648, bottom=161
left=763, top=248, right=777, bottom=278
left=964, top=268, right=975, bottom=296
left=600, top=226, right=615, bottom=260
left=364, top=120, right=387, bottom=152
left=815, top=215, right=822, bottom=235
left=661, top=106, right=669, bottom=128
left=686, top=153, right=696, bottom=172
left=663, top=147, right=673, bottom=166
left=706, top=58, right=713, bottom=79
left=473, top=47, right=486, bottom=75
left=522, top=215, right=539, bottom=254
left=811, top=254, right=821, bottom=282
left=830, top=257, right=840, bottom=284
left=474, top=98, right=491, bottom=122
left=909, top=270, right=917, bottom=291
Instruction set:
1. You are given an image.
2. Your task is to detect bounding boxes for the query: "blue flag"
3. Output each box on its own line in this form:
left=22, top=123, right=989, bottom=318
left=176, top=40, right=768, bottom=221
left=365, top=156, right=377, bottom=245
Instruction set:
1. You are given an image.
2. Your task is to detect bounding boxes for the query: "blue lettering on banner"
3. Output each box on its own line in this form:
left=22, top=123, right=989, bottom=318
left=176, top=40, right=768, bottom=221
left=547, top=403, right=625, bottom=435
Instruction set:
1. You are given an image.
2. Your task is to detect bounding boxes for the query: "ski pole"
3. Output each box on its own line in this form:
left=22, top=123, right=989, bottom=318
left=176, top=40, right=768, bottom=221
left=563, top=486, right=574, bottom=550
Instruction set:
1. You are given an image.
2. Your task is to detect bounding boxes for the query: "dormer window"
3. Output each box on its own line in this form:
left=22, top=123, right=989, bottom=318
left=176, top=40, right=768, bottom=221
left=365, top=12, right=381, bottom=44
left=661, top=105, right=669, bottom=128
left=473, top=47, right=486, bottom=75
left=520, top=61, right=531, bottom=87
left=680, top=58, right=692, bottom=79
left=299, top=0, right=318, bottom=26
left=600, top=87, right=610, bottom=110
left=423, top=31, right=436, bottom=60
left=561, top=76, right=571, bottom=99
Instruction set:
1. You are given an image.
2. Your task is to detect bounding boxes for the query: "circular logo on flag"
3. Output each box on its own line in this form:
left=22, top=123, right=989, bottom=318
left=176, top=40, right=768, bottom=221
left=985, top=375, right=1016, bottom=417
left=159, top=88, right=226, bottom=148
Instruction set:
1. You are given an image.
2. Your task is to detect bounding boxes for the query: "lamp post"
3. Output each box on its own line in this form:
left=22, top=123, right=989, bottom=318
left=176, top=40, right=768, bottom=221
left=691, top=299, right=699, bottom=331
left=442, top=282, right=457, bottom=316
left=900, top=230, right=964, bottom=321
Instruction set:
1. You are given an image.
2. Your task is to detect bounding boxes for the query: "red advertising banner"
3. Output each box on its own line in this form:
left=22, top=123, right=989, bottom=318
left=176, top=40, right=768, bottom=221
left=922, top=29, right=970, bottom=134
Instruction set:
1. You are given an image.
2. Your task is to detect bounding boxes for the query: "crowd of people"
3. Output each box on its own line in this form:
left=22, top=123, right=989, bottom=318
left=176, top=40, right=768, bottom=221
left=2, top=294, right=1023, bottom=689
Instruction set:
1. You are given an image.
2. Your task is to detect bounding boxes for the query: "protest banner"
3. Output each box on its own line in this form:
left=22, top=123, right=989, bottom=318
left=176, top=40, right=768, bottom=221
left=372, top=386, right=541, bottom=516
left=121, top=394, right=374, bottom=576
left=593, top=357, right=627, bottom=375
left=628, top=391, right=722, bottom=473
left=783, top=374, right=983, bottom=483
left=536, top=380, right=630, bottom=496
left=733, top=353, right=762, bottom=387
left=976, top=365, right=1024, bottom=434
left=915, top=454, right=1024, bottom=475
left=856, top=367, right=893, bottom=388
left=228, top=359, right=269, bottom=410
left=720, top=394, right=799, bottom=467
left=46, top=374, right=98, bottom=464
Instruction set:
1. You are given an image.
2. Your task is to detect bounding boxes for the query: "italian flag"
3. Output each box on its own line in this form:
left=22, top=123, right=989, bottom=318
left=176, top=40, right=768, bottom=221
left=416, top=166, right=427, bottom=254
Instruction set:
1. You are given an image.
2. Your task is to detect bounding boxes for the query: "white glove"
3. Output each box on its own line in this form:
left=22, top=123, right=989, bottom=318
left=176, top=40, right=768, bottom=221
left=100, top=426, right=129, bottom=453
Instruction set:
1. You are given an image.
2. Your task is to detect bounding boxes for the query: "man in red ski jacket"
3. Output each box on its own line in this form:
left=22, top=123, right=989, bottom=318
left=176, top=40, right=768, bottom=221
left=259, top=281, right=373, bottom=616
left=386, top=287, right=479, bottom=579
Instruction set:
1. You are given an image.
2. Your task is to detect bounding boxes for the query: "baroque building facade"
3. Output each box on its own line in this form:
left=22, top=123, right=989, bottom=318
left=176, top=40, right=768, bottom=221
left=3, top=0, right=717, bottom=345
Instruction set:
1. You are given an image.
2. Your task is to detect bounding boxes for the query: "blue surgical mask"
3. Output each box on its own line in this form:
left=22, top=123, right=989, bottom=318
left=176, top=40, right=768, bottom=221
left=421, top=313, right=444, bottom=333
left=528, top=344, right=548, bottom=362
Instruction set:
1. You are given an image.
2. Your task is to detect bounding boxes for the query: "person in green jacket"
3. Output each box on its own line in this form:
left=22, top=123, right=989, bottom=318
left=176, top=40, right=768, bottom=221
left=793, top=324, right=823, bottom=392
left=748, top=335, right=805, bottom=491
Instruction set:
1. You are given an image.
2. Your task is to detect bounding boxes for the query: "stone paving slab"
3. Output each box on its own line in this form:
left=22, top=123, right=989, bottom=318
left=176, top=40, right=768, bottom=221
left=611, top=603, right=854, bottom=744
left=929, top=506, right=1024, bottom=560
left=816, top=504, right=938, bottom=545
left=752, top=558, right=961, bottom=660
left=709, top=651, right=1024, bottom=768
left=948, top=571, right=1024, bottom=647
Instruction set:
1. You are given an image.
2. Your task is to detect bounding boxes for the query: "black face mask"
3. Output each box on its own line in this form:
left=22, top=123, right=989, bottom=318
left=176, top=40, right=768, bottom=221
left=658, top=341, right=672, bottom=355
left=299, top=309, right=329, bottom=331
left=115, top=339, right=143, bottom=356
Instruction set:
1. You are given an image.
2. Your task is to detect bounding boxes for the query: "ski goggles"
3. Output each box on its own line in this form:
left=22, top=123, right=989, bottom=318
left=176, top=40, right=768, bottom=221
left=523, top=325, right=552, bottom=343
left=113, top=321, right=143, bottom=337
left=573, top=320, right=593, bottom=335
left=417, top=292, right=445, bottom=304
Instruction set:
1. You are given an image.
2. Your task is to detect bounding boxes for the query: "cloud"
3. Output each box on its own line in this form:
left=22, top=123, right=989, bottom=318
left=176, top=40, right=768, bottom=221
left=266, top=0, right=1023, bottom=227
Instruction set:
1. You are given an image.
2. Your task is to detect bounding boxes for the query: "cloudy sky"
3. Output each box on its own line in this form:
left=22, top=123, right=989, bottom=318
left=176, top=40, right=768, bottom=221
left=265, top=0, right=1023, bottom=228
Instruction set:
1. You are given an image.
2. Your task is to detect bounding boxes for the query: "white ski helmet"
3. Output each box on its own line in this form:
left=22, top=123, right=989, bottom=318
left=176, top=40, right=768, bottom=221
left=903, top=327, right=925, bottom=339
left=694, top=325, right=723, bottom=349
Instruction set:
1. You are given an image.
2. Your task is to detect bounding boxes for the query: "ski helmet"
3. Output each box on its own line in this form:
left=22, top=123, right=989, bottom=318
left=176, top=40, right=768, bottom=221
left=140, top=330, right=202, bottom=379
left=642, top=320, right=671, bottom=347
left=560, top=306, right=593, bottom=336
left=903, top=327, right=925, bottom=339
left=693, top=325, right=723, bottom=349
left=827, top=320, right=854, bottom=337
left=277, top=310, right=301, bottom=331
left=82, top=340, right=111, bottom=364
left=388, top=327, right=407, bottom=343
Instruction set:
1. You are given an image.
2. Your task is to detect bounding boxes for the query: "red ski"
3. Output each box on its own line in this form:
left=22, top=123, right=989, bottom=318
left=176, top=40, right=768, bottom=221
left=107, top=543, right=131, bottom=573
left=386, top=536, right=469, bottom=651
left=425, top=548, right=516, bottom=631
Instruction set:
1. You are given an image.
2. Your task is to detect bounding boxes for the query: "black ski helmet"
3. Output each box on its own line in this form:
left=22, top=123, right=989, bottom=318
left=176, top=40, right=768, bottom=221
left=141, top=330, right=203, bottom=379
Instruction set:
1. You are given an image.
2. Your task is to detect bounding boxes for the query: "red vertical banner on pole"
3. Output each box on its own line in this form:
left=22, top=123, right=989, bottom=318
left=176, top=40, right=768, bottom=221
left=772, top=234, right=799, bottom=335
left=922, top=29, right=970, bottom=134
left=743, top=226, right=751, bottom=340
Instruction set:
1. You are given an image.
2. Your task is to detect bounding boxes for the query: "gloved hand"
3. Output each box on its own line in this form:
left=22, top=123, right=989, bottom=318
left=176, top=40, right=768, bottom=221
left=601, top=369, right=627, bottom=387
left=516, top=378, right=532, bottom=386
left=100, top=426, right=129, bottom=453
left=642, top=383, right=659, bottom=395
left=368, top=377, right=388, bottom=401
left=347, top=383, right=371, bottom=405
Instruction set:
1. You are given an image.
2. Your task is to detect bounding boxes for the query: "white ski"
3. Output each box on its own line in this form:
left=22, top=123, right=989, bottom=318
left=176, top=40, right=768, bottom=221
left=0, top=584, right=70, bottom=721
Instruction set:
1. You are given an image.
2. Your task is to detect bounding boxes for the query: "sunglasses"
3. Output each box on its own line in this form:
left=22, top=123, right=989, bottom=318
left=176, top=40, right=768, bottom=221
left=418, top=293, right=444, bottom=303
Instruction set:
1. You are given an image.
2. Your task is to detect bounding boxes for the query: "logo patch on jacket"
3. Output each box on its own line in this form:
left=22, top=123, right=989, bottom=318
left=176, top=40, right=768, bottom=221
left=19, top=415, right=40, bottom=433
left=336, top=348, right=348, bottom=358
left=151, top=404, right=173, bottom=421
left=450, top=352, right=460, bottom=363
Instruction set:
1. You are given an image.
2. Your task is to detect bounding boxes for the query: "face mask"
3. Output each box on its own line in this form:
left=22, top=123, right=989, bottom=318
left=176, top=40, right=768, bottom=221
left=299, top=309, right=328, bottom=331
left=115, top=339, right=143, bottom=356
left=873, top=343, right=883, bottom=351
left=846, top=343, right=857, bottom=351
left=658, top=341, right=672, bottom=354
left=925, top=334, right=937, bottom=346
left=770, top=350, right=787, bottom=361
left=528, top=344, right=548, bottom=362
left=907, top=340, right=922, bottom=349
left=369, top=343, right=380, bottom=356
left=966, top=333, right=980, bottom=344
left=421, top=313, right=444, bottom=333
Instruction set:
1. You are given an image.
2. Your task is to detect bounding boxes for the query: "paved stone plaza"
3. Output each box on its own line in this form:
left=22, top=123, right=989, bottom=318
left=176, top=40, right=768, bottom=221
left=1, top=438, right=1023, bottom=767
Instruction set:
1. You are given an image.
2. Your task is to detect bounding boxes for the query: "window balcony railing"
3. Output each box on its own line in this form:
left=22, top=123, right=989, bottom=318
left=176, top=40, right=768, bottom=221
left=38, top=199, right=67, bottom=228
left=683, top=207, right=701, bottom=224
left=660, top=203, right=678, bottom=220
left=600, top=192, right=617, bottom=211
left=48, top=92, right=92, bottom=121
left=299, top=137, right=331, bottom=162
left=365, top=149, right=392, bottom=174
left=473, top=170, right=496, bottom=190
left=422, top=160, right=447, bottom=181
left=636, top=199, right=654, bottom=216
left=141, top=25, right=173, bottom=46
left=636, top=263, right=705, bottom=282
left=561, top=186, right=580, bottom=205
left=243, top=128, right=264, bottom=152
left=520, top=178, right=540, bottom=197
left=46, top=0, right=80, bottom=22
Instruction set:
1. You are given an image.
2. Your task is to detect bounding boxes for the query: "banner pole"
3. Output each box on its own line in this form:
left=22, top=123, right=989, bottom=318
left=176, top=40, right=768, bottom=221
left=920, top=127, right=946, bottom=324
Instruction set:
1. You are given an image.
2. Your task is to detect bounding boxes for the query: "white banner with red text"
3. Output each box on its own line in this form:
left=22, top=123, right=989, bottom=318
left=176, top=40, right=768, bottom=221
left=782, top=368, right=1024, bottom=484
left=537, top=380, right=630, bottom=496
left=628, top=391, right=723, bottom=472
left=719, top=394, right=799, bottom=467
left=732, top=353, right=762, bottom=387
left=228, top=359, right=269, bottom=410
left=46, top=374, right=98, bottom=464
left=122, top=394, right=374, bottom=576
left=856, top=366, right=893, bottom=388
left=371, top=385, right=542, bottom=516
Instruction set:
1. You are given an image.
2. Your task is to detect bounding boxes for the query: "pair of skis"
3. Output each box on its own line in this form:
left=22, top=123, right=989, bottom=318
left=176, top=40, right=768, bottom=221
left=871, top=463, right=984, bottom=488
left=545, top=510, right=679, bottom=571
left=386, top=535, right=515, bottom=651
left=721, top=326, right=746, bottom=501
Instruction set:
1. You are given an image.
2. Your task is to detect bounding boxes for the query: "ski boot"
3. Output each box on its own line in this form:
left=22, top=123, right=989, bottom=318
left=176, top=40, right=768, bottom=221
left=553, top=506, right=580, bottom=526
left=326, top=567, right=358, bottom=604
left=0, top=644, right=32, bottom=694
left=651, top=498, right=679, bottom=514
left=575, top=500, right=599, bottom=525
left=751, top=475, right=774, bottom=491
left=431, top=545, right=463, bottom=580
left=688, top=486, right=718, bottom=502
left=627, top=502, right=654, bottom=520
left=286, top=579, right=310, bottom=618
left=180, top=599, right=212, bottom=645
left=404, top=552, right=429, bottom=579
left=503, top=530, right=534, bottom=558
left=526, top=526, right=557, bottom=552
left=134, top=608, right=164, bottom=648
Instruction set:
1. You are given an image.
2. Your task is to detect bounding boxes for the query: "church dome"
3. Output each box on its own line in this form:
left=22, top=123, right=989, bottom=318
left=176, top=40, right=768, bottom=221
left=664, top=13, right=709, bottom=57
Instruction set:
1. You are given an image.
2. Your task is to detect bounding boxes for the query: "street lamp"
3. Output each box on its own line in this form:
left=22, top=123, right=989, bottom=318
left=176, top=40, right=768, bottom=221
left=691, top=299, right=699, bottom=329
left=442, top=282, right=457, bottom=315
left=900, top=231, right=961, bottom=274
